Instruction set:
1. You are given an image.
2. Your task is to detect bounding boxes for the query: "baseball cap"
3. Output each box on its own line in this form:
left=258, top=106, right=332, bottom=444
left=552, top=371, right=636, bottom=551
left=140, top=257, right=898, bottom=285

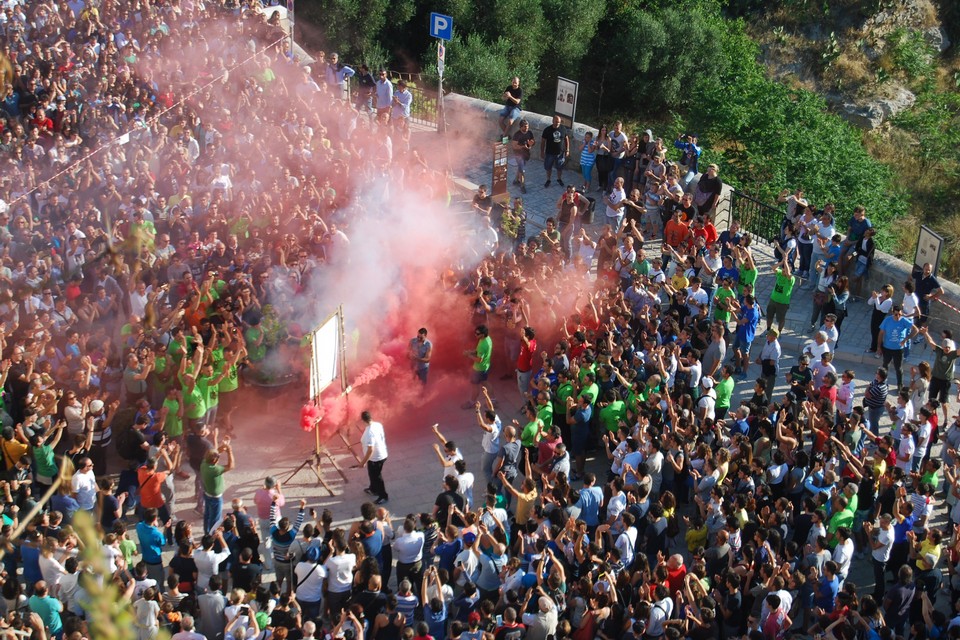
left=90, top=399, right=104, bottom=413
left=701, top=377, right=714, bottom=389
left=463, top=532, right=477, bottom=544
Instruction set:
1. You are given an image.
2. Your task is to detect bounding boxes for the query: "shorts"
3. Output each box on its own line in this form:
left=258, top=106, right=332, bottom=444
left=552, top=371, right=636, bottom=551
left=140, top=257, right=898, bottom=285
left=733, top=335, right=753, bottom=354
left=514, top=155, right=528, bottom=172
left=930, top=376, right=951, bottom=404
left=544, top=154, right=565, bottom=172
left=766, top=300, right=790, bottom=326
left=470, top=369, right=489, bottom=384
left=499, top=105, right=521, bottom=121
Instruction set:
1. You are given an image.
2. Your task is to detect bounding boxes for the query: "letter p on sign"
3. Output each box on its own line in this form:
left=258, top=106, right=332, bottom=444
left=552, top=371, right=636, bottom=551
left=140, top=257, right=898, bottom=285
left=430, top=12, right=453, bottom=41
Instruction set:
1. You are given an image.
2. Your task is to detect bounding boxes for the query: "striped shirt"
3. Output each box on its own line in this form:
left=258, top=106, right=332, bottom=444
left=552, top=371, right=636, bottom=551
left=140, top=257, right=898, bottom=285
left=270, top=503, right=305, bottom=563
left=864, top=379, right=888, bottom=408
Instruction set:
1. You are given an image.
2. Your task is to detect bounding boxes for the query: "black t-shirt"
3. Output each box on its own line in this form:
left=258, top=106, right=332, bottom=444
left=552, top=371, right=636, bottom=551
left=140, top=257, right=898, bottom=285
left=168, top=555, right=198, bottom=591
left=512, top=129, right=534, bottom=160
left=504, top=85, right=522, bottom=110
left=541, top=125, right=568, bottom=156
left=434, top=490, right=465, bottom=528
left=186, top=434, right=214, bottom=471
left=231, top=562, right=263, bottom=592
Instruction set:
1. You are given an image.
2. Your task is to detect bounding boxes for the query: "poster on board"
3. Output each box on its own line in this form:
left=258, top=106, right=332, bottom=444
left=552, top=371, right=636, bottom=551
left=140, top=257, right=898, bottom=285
left=555, top=77, right=578, bottom=129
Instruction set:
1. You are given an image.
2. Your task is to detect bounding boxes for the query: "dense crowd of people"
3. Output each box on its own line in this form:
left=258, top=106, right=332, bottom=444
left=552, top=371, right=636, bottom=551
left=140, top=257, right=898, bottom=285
left=0, top=1, right=958, bottom=640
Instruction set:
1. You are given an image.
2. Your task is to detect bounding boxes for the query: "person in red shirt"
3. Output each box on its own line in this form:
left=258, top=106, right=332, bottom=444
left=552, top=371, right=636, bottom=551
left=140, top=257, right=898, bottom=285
left=516, top=326, right=537, bottom=401
left=665, top=553, right=687, bottom=594
left=662, top=209, right=690, bottom=269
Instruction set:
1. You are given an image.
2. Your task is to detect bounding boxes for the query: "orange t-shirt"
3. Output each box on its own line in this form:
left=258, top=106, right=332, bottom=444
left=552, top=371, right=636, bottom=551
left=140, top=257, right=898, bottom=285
left=137, top=467, right=168, bottom=509
left=664, top=220, right=690, bottom=248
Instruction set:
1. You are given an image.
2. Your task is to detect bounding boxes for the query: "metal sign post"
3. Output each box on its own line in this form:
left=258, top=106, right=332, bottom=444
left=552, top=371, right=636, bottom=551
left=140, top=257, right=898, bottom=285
left=286, top=0, right=295, bottom=59
left=437, top=41, right=446, bottom=133
left=430, top=13, right=452, bottom=134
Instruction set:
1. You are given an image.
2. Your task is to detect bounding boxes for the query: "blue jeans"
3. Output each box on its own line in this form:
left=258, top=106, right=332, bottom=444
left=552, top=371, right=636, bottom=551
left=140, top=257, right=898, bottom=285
left=203, top=494, right=223, bottom=534
left=481, top=450, right=498, bottom=482
left=866, top=405, right=885, bottom=436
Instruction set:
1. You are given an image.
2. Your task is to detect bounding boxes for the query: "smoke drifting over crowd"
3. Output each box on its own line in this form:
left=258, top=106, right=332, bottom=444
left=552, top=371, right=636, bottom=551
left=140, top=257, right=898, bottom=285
left=135, top=16, right=484, bottom=436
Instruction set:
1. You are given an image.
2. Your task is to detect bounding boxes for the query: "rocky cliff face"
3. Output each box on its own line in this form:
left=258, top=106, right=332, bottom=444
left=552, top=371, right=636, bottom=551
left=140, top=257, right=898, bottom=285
left=755, top=0, right=950, bottom=130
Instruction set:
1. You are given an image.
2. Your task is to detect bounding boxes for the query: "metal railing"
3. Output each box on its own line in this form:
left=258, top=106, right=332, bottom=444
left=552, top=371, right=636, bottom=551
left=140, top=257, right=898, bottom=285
left=344, top=68, right=439, bottom=128
left=728, top=189, right=784, bottom=244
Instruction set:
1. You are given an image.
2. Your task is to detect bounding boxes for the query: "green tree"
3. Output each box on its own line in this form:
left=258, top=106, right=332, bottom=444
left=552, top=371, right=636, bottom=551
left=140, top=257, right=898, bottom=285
left=442, top=33, right=539, bottom=101
left=540, top=0, right=607, bottom=78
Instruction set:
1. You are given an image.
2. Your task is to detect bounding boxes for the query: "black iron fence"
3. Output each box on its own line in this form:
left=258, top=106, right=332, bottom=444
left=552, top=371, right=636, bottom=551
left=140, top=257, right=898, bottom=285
left=728, top=190, right=784, bottom=244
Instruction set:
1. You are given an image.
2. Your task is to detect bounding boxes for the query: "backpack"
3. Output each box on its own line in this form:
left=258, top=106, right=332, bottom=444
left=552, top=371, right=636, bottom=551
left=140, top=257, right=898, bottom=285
left=116, top=428, right=141, bottom=460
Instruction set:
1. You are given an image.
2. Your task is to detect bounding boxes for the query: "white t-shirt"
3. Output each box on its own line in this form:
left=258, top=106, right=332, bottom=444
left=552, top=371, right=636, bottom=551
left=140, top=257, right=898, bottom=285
left=896, top=437, right=916, bottom=471
left=873, top=526, right=894, bottom=562
left=361, top=421, right=388, bottom=461
left=915, top=420, right=932, bottom=459
left=698, top=393, right=716, bottom=421
left=294, top=561, right=327, bottom=602
left=323, top=553, right=357, bottom=594
left=605, top=187, right=626, bottom=218
left=71, top=470, right=98, bottom=510
left=902, top=292, right=920, bottom=320
left=481, top=417, right=502, bottom=455
left=832, top=537, right=854, bottom=578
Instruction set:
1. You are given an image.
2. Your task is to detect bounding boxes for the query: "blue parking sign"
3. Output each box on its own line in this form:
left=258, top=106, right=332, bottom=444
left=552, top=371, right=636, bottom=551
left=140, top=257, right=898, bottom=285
left=429, top=12, right=453, bottom=41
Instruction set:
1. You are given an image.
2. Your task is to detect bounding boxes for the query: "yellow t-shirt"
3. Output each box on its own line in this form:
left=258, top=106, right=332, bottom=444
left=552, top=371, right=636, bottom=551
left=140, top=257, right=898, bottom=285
left=917, top=540, right=941, bottom=571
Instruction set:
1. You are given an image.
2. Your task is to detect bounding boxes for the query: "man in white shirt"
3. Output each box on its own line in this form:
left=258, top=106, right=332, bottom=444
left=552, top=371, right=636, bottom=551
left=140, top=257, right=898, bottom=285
left=864, top=514, right=894, bottom=600
left=70, top=457, right=98, bottom=511
left=359, top=410, right=389, bottom=504
left=646, top=585, right=674, bottom=637
left=832, top=527, right=855, bottom=585
left=393, top=516, right=425, bottom=587
left=194, top=530, right=231, bottom=595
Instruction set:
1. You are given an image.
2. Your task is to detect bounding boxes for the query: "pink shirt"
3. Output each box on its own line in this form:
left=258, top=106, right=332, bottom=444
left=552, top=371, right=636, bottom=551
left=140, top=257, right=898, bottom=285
left=253, top=488, right=284, bottom=520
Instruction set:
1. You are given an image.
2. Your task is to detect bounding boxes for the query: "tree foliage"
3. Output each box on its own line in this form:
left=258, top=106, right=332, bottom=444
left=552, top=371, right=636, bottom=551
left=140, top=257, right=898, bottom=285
left=301, top=0, right=911, bottom=251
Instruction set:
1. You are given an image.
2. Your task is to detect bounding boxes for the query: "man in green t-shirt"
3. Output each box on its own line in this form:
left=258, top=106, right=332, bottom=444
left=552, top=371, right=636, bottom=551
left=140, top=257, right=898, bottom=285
left=463, top=325, right=493, bottom=409
left=765, top=256, right=795, bottom=334
left=200, top=439, right=234, bottom=534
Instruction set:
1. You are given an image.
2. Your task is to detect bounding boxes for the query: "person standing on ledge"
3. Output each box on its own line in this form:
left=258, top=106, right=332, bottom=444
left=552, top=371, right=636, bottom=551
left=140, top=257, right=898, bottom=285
left=358, top=411, right=389, bottom=505
left=409, top=328, right=433, bottom=385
